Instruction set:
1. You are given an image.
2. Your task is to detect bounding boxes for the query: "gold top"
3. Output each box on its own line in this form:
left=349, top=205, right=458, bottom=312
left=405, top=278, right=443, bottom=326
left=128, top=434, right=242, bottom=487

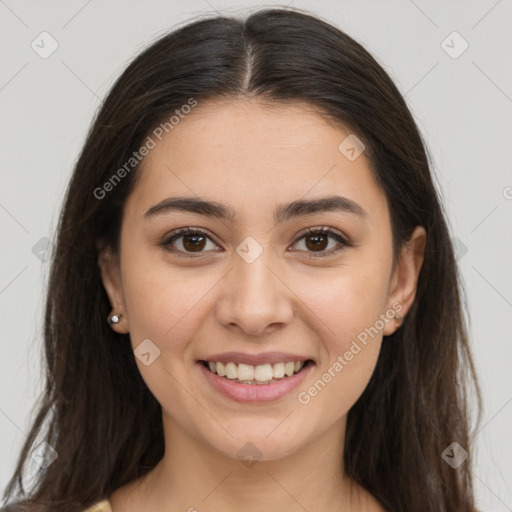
left=83, top=499, right=112, bottom=512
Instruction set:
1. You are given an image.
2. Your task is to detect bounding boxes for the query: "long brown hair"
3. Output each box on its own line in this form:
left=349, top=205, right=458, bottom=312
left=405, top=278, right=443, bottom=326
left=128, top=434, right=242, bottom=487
left=2, top=7, right=482, bottom=512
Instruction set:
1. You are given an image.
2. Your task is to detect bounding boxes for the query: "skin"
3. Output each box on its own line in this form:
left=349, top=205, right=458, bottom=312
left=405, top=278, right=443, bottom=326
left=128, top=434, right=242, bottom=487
left=99, top=98, right=426, bottom=512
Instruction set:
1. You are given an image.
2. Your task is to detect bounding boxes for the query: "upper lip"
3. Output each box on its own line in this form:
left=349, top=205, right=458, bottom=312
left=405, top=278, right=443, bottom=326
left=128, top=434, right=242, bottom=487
left=199, top=352, right=313, bottom=366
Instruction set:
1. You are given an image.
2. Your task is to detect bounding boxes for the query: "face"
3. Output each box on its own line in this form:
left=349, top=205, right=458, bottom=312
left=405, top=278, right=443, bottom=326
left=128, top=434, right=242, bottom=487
left=99, top=98, right=425, bottom=462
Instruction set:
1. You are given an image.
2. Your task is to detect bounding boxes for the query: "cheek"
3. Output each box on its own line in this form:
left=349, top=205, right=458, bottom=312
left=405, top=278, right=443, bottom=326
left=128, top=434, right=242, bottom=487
left=120, top=246, right=222, bottom=360
left=293, top=261, right=390, bottom=412
left=299, top=262, right=391, bottom=347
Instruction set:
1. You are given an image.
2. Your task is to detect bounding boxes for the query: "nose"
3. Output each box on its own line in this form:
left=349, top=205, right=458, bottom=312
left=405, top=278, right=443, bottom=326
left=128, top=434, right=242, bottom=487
left=215, top=247, right=294, bottom=337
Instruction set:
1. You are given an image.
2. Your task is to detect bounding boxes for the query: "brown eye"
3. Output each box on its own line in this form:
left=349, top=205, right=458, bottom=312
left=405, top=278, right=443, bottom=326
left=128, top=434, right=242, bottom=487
left=160, top=227, right=219, bottom=257
left=160, top=226, right=350, bottom=259
left=181, top=233, right=207, bottom=252
left=291, top=227, right=350, bottom=258
left=304, top=232, right=329, bottom=252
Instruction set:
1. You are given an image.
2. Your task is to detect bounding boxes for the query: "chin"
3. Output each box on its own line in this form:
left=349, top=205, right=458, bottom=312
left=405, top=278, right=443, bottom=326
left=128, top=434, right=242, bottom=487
left=207, top=428, right=305, bottom=464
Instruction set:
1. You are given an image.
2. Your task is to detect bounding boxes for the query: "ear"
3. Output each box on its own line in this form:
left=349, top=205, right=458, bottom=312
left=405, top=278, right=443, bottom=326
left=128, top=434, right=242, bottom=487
left=97, top=243, right=129, bottom=334
left=383, top=225, right=426, bottom=335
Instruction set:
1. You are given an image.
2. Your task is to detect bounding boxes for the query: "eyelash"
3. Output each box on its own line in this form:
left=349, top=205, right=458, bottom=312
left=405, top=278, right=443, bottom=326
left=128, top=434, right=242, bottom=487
left=159, top=226, right=351, bottom=259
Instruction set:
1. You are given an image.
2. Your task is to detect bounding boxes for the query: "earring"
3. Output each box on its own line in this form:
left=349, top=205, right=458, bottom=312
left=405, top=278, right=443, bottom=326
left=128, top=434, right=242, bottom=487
left=395, top=313, right=403, bottom=328
left=108, top=313, right=122, bottom=325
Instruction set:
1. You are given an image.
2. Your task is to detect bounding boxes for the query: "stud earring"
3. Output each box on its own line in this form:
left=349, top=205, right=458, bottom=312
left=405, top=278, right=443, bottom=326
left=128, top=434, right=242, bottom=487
left=108, top=313, right=122, bottom=325
left=395, top=313, right=403, bottom=328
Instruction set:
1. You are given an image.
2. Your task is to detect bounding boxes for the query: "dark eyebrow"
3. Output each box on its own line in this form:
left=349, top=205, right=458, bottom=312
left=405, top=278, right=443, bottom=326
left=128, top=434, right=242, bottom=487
left=144, top=195, right=367, bottom=223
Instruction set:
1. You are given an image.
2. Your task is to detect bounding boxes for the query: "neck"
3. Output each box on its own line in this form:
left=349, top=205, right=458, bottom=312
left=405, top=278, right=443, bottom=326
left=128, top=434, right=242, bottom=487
left=112, top=412, right=377, bottom=512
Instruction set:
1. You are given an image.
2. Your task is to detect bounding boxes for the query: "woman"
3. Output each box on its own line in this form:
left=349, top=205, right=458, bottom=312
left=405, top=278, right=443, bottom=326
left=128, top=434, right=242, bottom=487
left=1, top=7, right=482, bottom=512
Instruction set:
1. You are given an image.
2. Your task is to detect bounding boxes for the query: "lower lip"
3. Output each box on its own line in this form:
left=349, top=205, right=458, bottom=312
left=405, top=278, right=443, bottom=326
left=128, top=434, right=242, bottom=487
left=197, top=361, right=314, bottom=403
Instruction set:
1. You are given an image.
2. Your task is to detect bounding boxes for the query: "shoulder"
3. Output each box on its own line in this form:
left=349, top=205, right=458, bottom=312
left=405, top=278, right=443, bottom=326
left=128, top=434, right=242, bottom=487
left=82, top=500, right=112, bottom=512
left=1, top=501, right=112, bottom=512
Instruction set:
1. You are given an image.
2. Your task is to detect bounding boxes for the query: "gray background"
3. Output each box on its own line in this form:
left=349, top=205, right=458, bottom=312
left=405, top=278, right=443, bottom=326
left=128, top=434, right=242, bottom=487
left=1, top=0, right=511, bottom=509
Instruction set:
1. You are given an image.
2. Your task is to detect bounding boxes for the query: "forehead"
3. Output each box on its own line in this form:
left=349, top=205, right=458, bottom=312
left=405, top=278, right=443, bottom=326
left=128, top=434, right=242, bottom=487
left=125, top=98, right=388, bottom=224
left=145, top=98, right=354, bottom=170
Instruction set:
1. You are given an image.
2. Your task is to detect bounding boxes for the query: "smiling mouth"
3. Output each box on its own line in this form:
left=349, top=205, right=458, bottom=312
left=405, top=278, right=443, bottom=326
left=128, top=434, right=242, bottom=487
left=199, top=359, right=315, bottom=385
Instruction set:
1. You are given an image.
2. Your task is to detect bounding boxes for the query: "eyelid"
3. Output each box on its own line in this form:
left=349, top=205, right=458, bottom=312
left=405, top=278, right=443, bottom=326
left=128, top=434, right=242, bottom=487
left=289, top=226, right=351, bottom=258
left=159, top=227, right=220, bottom=258
left=293, top=225, right=349, bottom=244
left=159, top=225, right=351, bottom=258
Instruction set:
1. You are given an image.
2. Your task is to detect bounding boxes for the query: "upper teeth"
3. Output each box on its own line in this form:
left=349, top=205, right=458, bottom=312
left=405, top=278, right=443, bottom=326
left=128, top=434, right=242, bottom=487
left=207, top=361, right=305, bottom=381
